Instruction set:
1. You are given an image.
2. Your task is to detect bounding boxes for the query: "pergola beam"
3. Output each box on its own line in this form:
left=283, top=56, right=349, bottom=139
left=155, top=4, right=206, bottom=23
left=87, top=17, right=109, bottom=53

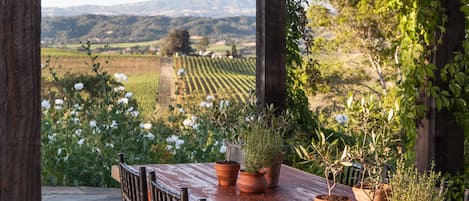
left=256, top=0, right=287, bottom=110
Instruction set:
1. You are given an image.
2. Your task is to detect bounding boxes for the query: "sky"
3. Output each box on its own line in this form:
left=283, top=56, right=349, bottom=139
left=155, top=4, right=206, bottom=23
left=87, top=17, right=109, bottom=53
left=42, top=0, right=148, bottom=8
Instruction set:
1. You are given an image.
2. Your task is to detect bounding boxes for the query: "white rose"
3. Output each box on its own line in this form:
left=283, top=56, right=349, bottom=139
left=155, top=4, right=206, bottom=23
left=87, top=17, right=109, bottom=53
left=55, top=99, right=64, bottom=105
left=73, top=82, right=84, bottom=90
left=118, top=97, right=128, bottom=105
left=143, top=123, right=152, bottom=130
left=41, top=100, right=51, bottom=109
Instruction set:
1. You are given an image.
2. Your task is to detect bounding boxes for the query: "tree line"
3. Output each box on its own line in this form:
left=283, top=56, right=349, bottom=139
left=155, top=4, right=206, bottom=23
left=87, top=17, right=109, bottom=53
left=41, top=15, right=255, bottom=44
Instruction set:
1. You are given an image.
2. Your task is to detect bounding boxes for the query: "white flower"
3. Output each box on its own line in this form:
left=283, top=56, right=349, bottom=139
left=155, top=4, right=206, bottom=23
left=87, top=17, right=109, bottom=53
left=75, top=129, right=82, bottom=136
left=125, top=92, right=133, bottom=98
left=54, top=105, right=62, bottom=110
left=57, top=148, right=63, bottom=155
left=71, top=118, right=80, bottom=124
left=177, top=68, right=186, bottom=77
left=199, top=101, right=208, bottom=108
left=113, top=86, right=125, bottom=92
left=110, top=120, right=118, bottom=129
left=41, top=100, right=51, bottom=109
left=77, top=139, right=85, bottom=145
left=335, top=114, right=349, bottom=124
left=192, top=124, right=199, bottom=130
left=118, top=97, right=128, bottom=105
left=70, top=111, right=78, bottom=116
left=73, top=82, right=84, bottom=90
left=206, top=95, right=215, bottom=102
left=142, top=123, right=152, bottom=130
left=166, top=135, right=179, bottom=143
left=89, top=120, right=97, bottom=127
left=191, top=115, right=197, bottom=122
left=178, top=108, right=185, bottom=113
left=130, top=111, right=139, bottom=117
left=183, top=119, right=194, bottom=127
left=219, top=100, right=230, bottom=110
left=145, top=132, right=155, bottom=140
left=206, top=102, right=213, bottom=108
left=175, top=139, right=184, bottom=149
left=55, top=99, right=64, bottom=105
left=114, top=73, right=128, bottom=82
left=73, top=104, right=82, bottom=110
left=245, top=115, right=255, bottom=122
left=166, top=145, right=173, bottom=150
left=105, top=143, right=114, bottom=148
left=220, top=144, right=227, bottom=153
left=48, top=135, right=55, bottom=142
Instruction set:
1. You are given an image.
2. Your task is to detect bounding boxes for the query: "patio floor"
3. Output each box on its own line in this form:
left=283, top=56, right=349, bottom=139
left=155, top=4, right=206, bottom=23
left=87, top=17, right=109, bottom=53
left=42, top=186, right=121, bottom=201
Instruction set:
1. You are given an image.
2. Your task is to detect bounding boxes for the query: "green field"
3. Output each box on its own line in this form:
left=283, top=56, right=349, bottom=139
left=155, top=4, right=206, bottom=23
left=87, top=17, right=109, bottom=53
left=175, top=56, right=256, bottom=102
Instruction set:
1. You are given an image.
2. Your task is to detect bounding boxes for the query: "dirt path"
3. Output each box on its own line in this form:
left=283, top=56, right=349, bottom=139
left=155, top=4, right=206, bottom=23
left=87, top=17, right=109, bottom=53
left=157, top=57, right=174, bottom=108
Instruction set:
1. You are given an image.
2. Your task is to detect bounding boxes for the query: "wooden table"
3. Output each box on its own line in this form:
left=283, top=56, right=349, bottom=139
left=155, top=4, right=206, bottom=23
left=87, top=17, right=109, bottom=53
left=111, top=163, right=357, bottom=201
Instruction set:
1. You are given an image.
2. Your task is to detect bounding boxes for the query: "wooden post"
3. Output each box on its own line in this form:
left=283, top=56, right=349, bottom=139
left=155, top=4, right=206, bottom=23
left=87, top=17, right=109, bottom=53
left=0, top=0, right=41, bottom=200
left=256, top=0, right=287, bottom=110
left=416, top=0, right=465, bottom=174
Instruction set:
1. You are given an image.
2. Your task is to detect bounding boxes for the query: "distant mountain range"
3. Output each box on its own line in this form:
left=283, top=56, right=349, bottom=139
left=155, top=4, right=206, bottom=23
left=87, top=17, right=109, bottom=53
left=42, top=0, right=256, bottom=18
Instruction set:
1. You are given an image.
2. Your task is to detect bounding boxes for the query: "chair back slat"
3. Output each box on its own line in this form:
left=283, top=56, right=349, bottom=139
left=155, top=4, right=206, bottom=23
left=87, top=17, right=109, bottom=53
left=118, top=153, right=149, bottom=201
left=149, top=171, right=189, bottom=201
left=334, top=164, right=362, bottom=187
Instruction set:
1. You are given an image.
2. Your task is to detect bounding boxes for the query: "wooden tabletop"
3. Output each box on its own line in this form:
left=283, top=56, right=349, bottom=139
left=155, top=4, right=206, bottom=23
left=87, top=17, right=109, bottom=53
left=111, top=163, right=357, bottom=201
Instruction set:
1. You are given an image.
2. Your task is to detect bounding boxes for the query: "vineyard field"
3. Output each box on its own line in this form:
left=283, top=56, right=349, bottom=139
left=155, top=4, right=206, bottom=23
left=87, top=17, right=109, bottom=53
left=175, top=56, right=255, bottom=102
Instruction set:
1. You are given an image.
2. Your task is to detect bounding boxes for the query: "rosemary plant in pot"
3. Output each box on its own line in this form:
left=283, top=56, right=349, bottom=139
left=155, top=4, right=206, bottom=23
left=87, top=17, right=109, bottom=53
left=296, top=129, right=352, bottom=201
left=237, top=123, right=284, bottom=193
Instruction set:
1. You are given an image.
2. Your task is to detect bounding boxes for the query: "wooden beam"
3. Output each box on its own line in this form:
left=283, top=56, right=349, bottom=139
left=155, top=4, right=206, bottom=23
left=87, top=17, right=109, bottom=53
left=416, top=0, right=465, bottom=174
left=256, top=0, right=287, bottom=110
left=0, top=0, right=41, bottom=200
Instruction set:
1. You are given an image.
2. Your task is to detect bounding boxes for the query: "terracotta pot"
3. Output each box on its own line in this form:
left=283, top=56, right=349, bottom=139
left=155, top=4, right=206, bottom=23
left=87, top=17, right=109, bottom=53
left=352, top=182, right=390, bottom=201
left=260, top=152, right=283, bottom=188
left=214, top=161, right=240, bottom=186
left=237, top=170, right=268, bottom=193
left=314, top=194, right=353, bottom=201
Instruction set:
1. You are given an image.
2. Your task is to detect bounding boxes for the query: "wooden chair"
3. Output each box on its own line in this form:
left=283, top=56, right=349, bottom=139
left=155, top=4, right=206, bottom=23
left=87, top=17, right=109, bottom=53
left=118, top=153, right=149, bottom=201
left=337, top=163, right=362, bottom=187
left=149, top=171, right=188, bottom=201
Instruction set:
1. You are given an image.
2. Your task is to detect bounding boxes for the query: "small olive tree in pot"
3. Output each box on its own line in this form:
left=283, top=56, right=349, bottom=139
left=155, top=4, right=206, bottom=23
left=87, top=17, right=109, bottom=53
left=296, top=128, right=353, bottom=201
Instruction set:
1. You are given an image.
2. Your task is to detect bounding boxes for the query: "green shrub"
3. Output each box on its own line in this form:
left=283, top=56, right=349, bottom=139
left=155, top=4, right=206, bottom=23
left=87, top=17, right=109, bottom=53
left=388, top=161, right=445, bottom=201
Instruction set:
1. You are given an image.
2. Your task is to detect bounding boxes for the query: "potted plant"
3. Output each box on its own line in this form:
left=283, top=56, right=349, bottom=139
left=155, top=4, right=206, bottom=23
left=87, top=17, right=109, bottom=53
left=296, top=128, right=353, bottom=201
left=387, top=160, right=446, bottom=201
left=344, top=95, right=399, bottom=201
left=237, top=122, right=283, bottom=193
left=211, top=99, right=244, bottom=186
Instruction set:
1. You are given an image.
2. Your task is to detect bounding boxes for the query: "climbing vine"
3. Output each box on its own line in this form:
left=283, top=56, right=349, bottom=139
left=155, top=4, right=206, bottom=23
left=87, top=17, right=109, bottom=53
left=389, top=0, right=447, bottom=156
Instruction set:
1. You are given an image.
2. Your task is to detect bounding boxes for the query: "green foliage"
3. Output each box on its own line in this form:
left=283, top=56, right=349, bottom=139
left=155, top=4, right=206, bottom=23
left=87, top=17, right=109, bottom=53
left=162, top=29, right=192, bottom=56
left=388, top=160, right=446, bottom=201
left=389, top=0, right=446, bottom=160
left=343, top=94, right=401, bottom=198
left=286, top=0, right=318, bottom=136
left=41, top=43, right=169, bottom=187
left=242, top=105, right=289, bottom=173
left=296, top=129, right=351, bottom=196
